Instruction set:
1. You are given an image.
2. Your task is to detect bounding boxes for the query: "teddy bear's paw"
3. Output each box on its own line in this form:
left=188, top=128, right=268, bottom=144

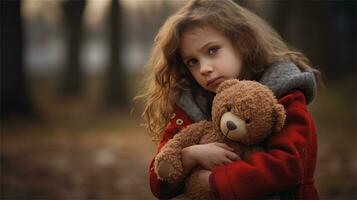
left=172, top=193, right=190, bottom=200
left=157, top=160, right=175, bottom=180
left=185, top=171, right=217, bottom=200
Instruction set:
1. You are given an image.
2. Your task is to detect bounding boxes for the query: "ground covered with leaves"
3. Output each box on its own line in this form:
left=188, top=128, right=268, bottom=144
left=1, top=77, right=356, bottom=199
left=2, top=115, right=156, bottom=199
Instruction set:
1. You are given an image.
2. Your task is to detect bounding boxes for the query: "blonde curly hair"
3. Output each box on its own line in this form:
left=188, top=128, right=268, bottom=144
left=135, top=0, right=321, bottom=142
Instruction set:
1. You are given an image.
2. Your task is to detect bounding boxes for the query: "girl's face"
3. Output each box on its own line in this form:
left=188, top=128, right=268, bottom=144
left=179, top=26, right=243, bottom=93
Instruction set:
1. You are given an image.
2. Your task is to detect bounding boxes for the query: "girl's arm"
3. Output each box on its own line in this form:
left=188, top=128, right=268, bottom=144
left=209, top=91, right=318, bottom=199
left=154, top=120, right=212, bottom=182
left=149, top=106, right=239, bottom=199
left=155, top=120, right=239, bottom=182
left=168, top=142, right=239, bottom=188
left=149, top=106, right=193, bottom=199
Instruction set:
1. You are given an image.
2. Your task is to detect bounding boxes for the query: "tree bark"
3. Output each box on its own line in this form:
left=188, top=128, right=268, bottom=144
left=1, top=0, right=35, bottom=118
left=60, top=0, right=86, bottom=96
left=105, top=0, right=129, bottom=108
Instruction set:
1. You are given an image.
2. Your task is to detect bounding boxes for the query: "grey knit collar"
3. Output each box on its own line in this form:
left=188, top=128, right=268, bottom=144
left=177, top=62, right=317, bottom=122
left=176, top=91, right=207, bottom=122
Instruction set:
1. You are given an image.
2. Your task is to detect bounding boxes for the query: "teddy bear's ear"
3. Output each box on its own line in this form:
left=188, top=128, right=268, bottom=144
left=274, top=103, right=286, bottom=132
left=216, top=79, right=239, bottom=94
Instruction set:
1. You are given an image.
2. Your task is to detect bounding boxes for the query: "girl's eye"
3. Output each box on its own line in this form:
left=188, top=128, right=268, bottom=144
left=187, top=59, right=198, bottom=67
left=208, top=47, right=219, bottom=56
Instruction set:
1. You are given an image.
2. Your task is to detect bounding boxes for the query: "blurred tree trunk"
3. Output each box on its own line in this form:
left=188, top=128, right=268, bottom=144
left=0, top=0, right=36, bottom=119
left=272, top=2, right=329, bottom=75
left=60, top=0, right=86, bottom=96
left=105, top=0, right=129, bottom=108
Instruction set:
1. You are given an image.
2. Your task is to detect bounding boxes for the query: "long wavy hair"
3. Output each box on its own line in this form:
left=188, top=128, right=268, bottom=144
left=135, top=0, right=321, bottom=142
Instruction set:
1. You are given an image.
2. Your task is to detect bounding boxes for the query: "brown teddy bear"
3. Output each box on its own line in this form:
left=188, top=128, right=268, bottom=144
left=154, top=79, right=286, bottom=199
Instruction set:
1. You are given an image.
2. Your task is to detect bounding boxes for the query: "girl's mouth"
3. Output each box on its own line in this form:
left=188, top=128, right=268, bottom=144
left=207, top=77, right=224, bottom=87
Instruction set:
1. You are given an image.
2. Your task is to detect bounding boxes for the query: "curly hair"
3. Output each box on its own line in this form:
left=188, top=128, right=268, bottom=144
left=135, top=0, right=321, bottom=142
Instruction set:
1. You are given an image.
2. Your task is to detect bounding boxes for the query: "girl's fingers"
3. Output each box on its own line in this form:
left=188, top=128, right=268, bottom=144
left=225, top=151, right=241, bottom=161
left=214, top=143, right=234, bottom=151
left=221, top=158, right=233, bottom=164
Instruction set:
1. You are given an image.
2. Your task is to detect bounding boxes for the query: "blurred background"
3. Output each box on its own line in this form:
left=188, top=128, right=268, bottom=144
left=1, top=0, right=356, bottom=199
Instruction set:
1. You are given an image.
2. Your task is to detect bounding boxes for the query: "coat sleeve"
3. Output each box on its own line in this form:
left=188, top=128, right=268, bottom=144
left=149, top=105, right=193, bottom=199
left=209, top=90, right=318, bottom=199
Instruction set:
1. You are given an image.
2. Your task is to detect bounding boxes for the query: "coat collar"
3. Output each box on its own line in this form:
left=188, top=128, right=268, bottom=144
left=176, top=61, right=317, bottom=122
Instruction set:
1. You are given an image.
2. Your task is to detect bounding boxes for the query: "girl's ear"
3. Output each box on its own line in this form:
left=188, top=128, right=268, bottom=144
left=216, top=79, right=239, bottom=94
left=274, top=103, right=286, bottom=132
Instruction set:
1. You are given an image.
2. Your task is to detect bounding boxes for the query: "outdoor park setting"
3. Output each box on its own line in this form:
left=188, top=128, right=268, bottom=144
left=1, top=0, right=356, bottom=199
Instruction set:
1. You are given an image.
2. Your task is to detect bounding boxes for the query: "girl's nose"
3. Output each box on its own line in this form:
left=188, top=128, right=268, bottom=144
left=200, top=61, right=214, bottom=75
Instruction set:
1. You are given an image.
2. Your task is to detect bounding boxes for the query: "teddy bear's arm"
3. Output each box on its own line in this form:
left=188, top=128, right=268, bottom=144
left=154, top=120, right=212, bottom=183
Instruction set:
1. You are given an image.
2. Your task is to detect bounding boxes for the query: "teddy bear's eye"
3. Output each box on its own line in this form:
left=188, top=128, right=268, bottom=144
left=226, top=104, right=232, bottom=112
left=245, top=118, right=251, bottom=124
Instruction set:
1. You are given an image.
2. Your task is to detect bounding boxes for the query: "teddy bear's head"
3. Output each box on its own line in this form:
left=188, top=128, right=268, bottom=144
left=212, top=79, right=286, bottom=145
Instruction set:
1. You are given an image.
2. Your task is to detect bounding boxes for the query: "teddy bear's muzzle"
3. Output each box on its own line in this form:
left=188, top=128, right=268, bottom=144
left=220, top=112, right=247, bottom=141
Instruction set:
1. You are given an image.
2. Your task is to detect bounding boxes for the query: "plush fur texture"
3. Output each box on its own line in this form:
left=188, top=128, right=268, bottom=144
left=154, top=80, right=286, bottom=199
left=177, top=61, right=316, bottom=123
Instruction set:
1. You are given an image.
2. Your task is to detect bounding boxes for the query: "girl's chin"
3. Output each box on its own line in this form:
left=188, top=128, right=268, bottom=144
left=205, top=86, right=218, bottom=93
left=208, top=82, right=225, bottom=93
left=200, top=82, right=223, bottom=93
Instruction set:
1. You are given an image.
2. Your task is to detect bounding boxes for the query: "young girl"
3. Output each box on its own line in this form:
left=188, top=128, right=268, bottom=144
left=138, top=0, right=320, bottom=199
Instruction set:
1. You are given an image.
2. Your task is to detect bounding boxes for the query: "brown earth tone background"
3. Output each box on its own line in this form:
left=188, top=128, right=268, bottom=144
left=1, top=0, right=356, bottom=199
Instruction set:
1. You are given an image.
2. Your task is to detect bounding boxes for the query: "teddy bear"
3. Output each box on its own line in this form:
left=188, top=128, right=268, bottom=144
left=154, top=79, right=286, bottom=199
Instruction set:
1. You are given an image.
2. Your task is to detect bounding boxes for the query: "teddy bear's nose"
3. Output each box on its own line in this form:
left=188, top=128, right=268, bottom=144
left=226, top=121, right=237, bottom=130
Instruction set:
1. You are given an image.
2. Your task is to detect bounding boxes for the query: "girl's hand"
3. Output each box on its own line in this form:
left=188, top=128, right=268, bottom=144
left=182, top=143, right=241, bottom=170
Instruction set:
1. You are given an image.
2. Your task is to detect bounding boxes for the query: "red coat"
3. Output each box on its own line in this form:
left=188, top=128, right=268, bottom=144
left=149, top=90, right=319, bottom=199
